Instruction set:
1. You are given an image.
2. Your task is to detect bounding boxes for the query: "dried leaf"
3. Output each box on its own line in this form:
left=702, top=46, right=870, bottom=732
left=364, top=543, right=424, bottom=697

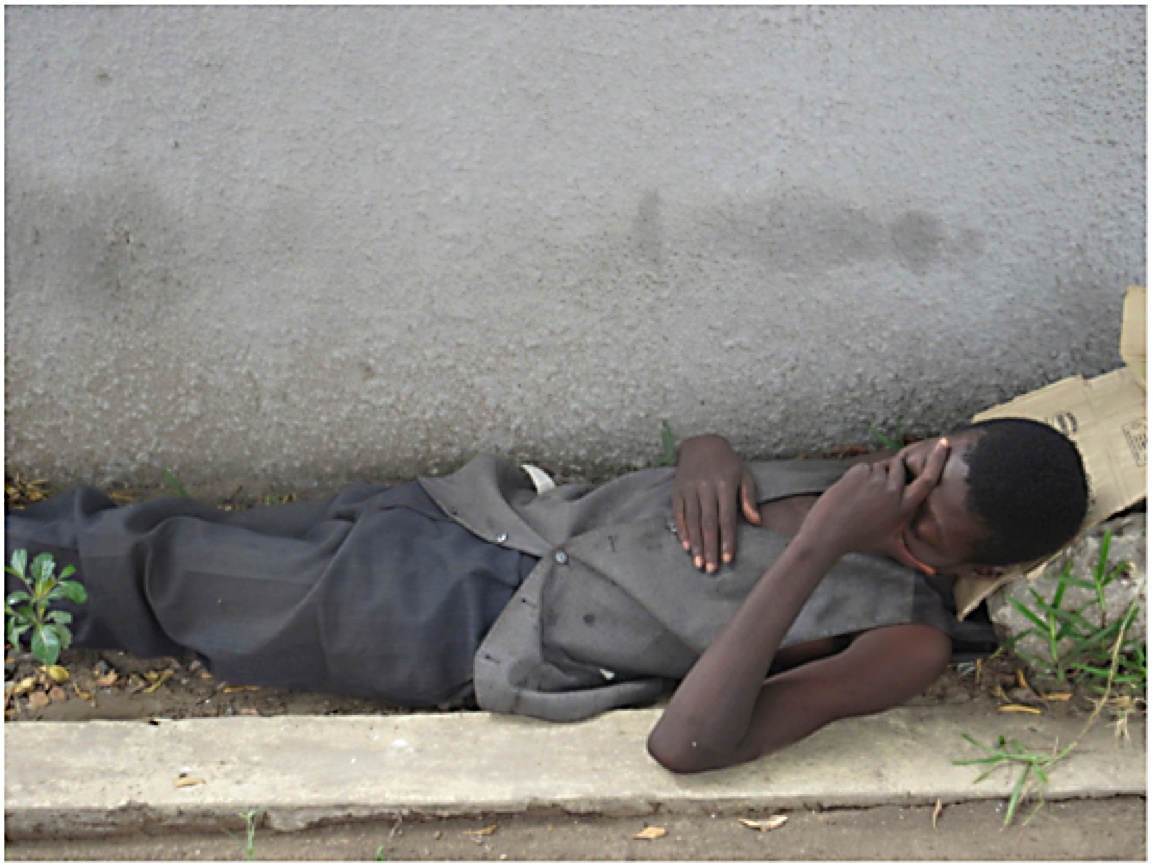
left=173, top=776, right=206, bottom=788
left=223, top=685, right=259, bottom=693
left=998, top=704, right=1042, bottom=715
left=5, top=476, right=50, bottom=507
left=13, top=676, right=36, bottom=696
left=1042, top=692, right=1072, bottom=702
left=240, top=708, right=260, bottom=716
left=931, top=799, right=943, bottom=830
left=1015, top=669, right=1031, bottom=692
left=631, top=826, right=667, bottom=840
left=464, top=824, right=498, bottom=837
left=142, top=670, right=173, bottom=693
left=737, top=816, right=788, bottom=832
left=95, top=671, right=118, bottom=688
left=73, top=685, right=93, bottom=701
left=45, top=665, right=70, bottom=684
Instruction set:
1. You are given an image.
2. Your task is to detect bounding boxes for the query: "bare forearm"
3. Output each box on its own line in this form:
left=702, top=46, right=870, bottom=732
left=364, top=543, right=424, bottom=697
left=649, top=444, right=953, bottom=773
left=648, top=530, right=840, bottom=767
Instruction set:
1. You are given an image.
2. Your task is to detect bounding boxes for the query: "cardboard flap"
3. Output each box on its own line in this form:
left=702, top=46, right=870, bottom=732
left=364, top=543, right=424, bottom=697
left=955, top=286, right=1147, bottom=619
left=1121, top=285, right=1146, bottom=387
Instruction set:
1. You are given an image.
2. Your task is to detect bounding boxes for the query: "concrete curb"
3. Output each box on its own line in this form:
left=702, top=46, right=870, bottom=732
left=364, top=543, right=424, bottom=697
left=5, top=705, right=1145, bottom=839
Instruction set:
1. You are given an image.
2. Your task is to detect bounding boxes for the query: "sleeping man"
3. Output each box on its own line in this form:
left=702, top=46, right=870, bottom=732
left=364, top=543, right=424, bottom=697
left=5, top=417, right=1087, bottom=772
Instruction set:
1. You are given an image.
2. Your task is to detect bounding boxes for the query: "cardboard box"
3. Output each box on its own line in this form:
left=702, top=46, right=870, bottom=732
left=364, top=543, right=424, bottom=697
left=954, top=285, right=1147, bottom=618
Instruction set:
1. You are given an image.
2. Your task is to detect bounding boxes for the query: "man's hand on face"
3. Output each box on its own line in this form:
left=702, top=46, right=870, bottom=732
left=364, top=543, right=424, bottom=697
left=797, top=438, right=950, bottom=566
left=673, top=435, right=762, bottom=573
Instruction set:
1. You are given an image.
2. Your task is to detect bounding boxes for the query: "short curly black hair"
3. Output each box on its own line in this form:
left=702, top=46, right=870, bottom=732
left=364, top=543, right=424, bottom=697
left=958, top=417, right=1089, bottom=566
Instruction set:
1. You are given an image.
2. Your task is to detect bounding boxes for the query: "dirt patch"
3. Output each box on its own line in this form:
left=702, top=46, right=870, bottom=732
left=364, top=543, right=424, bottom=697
left=3, top=798, right=1147, bottom=861
left=3, top=645, right=460, bottom=722
left=2, top=642, right=1120, bottom=725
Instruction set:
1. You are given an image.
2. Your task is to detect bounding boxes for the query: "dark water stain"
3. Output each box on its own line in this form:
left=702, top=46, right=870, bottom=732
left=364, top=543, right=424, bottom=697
left=891, top=209, right=945, bottom=275
left=7, top=173, right=196, bottom=331
left=694, top=187, right=978, bottom=276
left=630, top=188, right=665, bottom=272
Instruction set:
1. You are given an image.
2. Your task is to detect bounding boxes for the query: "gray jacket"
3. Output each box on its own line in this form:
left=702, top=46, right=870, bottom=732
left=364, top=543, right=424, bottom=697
left=420, top=455, right=940, bottom=722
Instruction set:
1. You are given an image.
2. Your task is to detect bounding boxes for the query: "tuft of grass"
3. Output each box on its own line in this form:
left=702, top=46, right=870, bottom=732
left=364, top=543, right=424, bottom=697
left=1001, top=530, right=1144, bottom=695
left=163, top=467, right=191, bottom=499
left=870, top=416, right=906, bottom=451
left=956, top=549, right=1145, bottom=825
left=238, top=809, right=259, bottom=861
left=222, top=809, right=261, bottom=860
left=647, top=420, right=679, bottom=468
left=953, top=734, right=1072, bottom=826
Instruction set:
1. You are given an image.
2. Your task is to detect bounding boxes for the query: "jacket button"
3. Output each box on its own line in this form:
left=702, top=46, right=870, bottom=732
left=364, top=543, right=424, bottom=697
left=495, top=533, right=508, bottom=543
left=554, top=550, right=569, bottom=565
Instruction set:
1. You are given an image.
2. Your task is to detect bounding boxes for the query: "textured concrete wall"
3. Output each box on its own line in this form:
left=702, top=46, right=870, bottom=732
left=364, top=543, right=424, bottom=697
left=5, top=6, right=1145, bottom=492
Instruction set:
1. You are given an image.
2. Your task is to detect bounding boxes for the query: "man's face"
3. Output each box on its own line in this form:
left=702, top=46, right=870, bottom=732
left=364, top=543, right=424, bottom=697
left=887, top=429, right=991, bottom=576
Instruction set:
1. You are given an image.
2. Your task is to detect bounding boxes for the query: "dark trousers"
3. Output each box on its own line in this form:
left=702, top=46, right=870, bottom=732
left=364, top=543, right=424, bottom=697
left=5, top=482, right=534, bottom=706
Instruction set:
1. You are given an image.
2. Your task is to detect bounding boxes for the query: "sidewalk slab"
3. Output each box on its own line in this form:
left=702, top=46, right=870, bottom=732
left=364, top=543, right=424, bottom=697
left=5, top=705, right=1145, bottom=839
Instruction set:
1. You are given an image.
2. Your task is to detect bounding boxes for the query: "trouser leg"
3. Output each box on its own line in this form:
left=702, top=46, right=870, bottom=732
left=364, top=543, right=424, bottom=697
left=3, top=486, right=351, bottom=661
left=4, top=482, right=525, bottom=706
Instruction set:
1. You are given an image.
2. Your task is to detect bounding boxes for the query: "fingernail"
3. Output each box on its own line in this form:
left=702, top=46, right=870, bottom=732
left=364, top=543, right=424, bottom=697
left=694, top=555, right=703, bottom=569
left=706, top=562, right=717, bottom=574
left=682, top=540, right=690, bottom=551
left=938, top=438, right=949, bottom=447
left=722, top=551, right=732, bottom=564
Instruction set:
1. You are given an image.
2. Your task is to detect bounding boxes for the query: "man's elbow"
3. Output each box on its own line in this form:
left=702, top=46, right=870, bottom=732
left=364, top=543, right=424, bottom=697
left=646, top=728, right=745, bottom=775
left=646, top=729, right=698, bottom=774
